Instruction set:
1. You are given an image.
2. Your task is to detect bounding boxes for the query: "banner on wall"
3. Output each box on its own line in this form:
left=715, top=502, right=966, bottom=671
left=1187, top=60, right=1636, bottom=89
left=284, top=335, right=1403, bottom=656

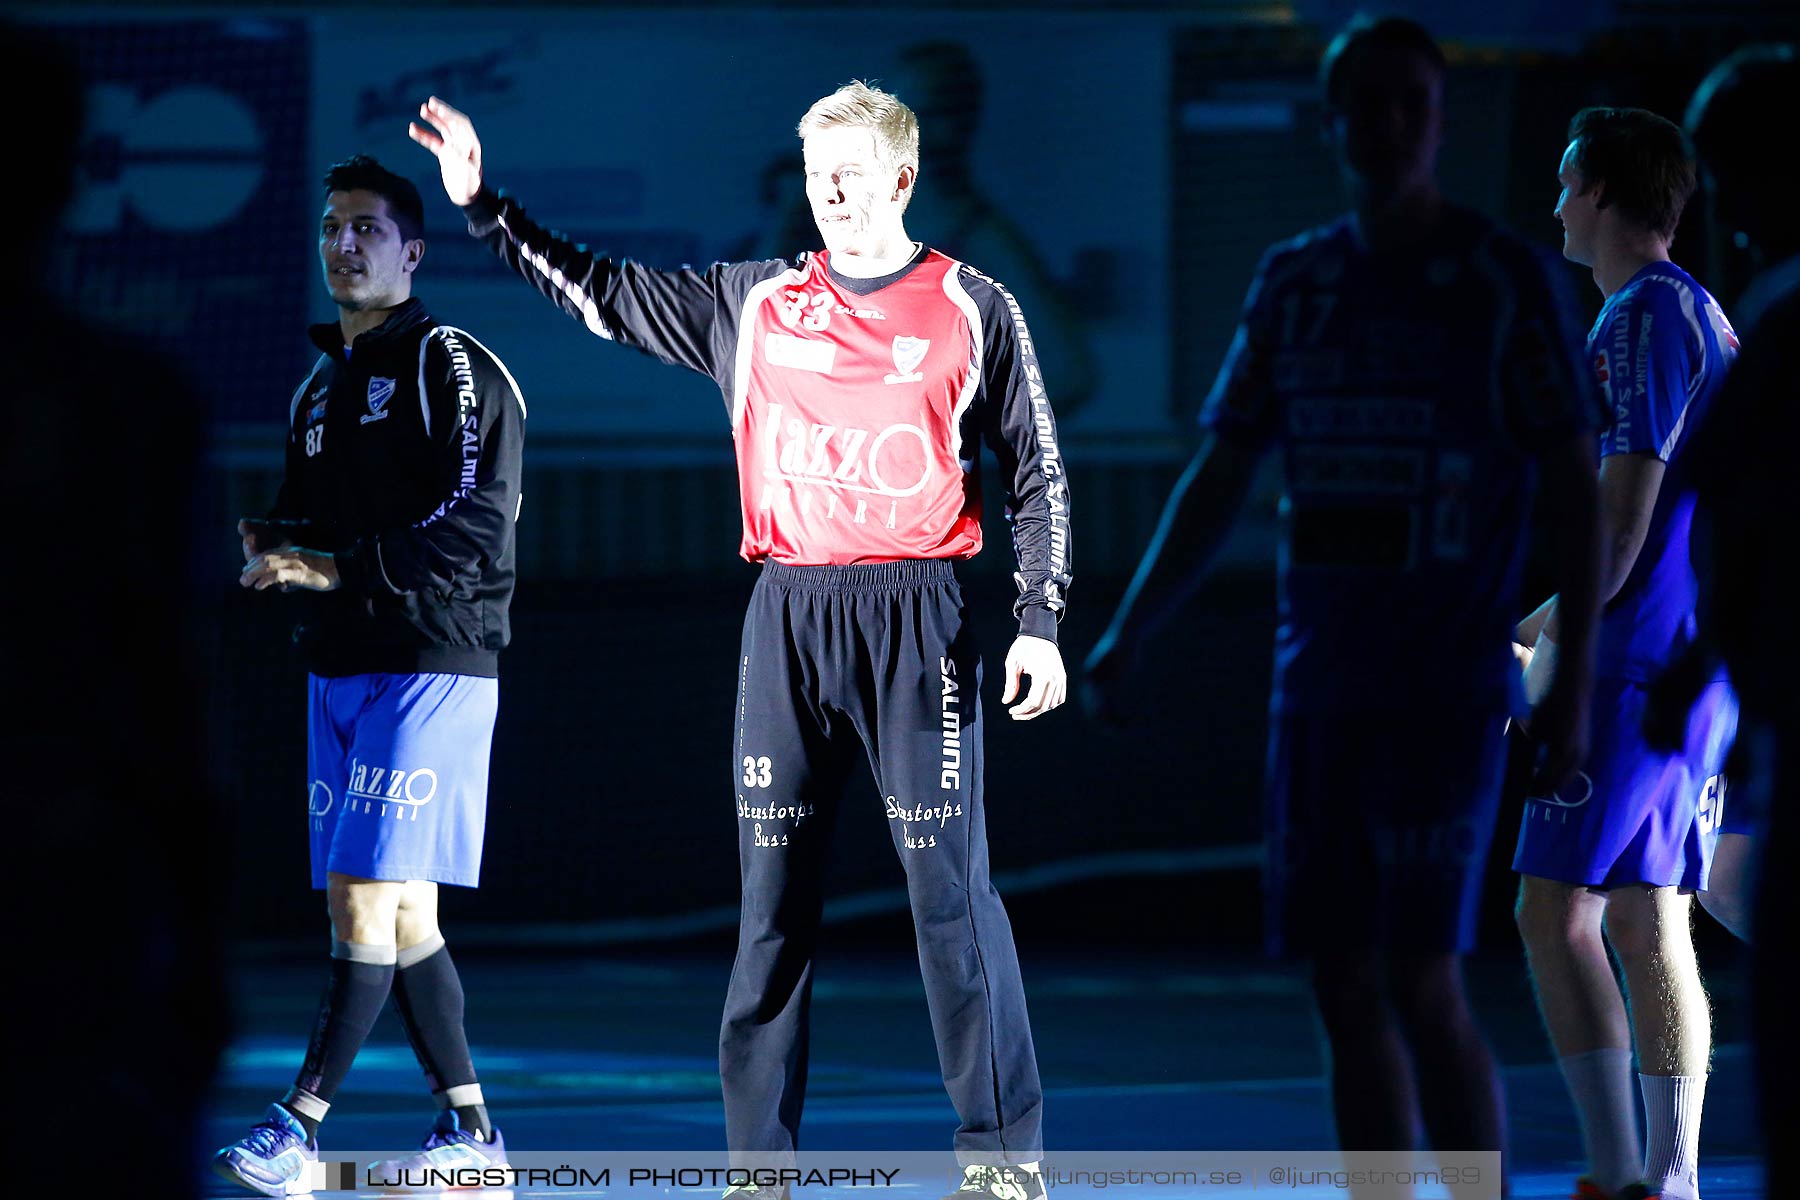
left=305, top=10, right=1171, bottom=439
left=40, top=11, right=1172, bottom=441
left=51, top=18, right=313, bottom=425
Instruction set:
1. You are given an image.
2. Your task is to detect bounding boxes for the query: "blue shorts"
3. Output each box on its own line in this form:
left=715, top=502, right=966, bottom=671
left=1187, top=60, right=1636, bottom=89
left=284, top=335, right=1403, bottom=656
left=1513, top=678, right=1736, bottom=890
left=307, top=672, right=498, bottom=889
left=1263, top=705, right=1509, bottom=958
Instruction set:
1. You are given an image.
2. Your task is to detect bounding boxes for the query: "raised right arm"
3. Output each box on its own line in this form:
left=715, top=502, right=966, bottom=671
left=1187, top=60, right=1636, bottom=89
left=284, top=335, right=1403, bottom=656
left=411, top=95, right=782, bottom=385
left=459, top=185, right=733, bottom=378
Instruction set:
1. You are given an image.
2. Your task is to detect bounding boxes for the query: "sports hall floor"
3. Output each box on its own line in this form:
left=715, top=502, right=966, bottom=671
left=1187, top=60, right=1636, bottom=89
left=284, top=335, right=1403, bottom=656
left=201, top=943, right=1765, bottom=1198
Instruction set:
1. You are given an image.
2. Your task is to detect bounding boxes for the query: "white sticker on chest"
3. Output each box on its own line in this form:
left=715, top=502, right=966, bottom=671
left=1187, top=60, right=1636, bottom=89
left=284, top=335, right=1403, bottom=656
left=763, top=332, right=837, bottom=375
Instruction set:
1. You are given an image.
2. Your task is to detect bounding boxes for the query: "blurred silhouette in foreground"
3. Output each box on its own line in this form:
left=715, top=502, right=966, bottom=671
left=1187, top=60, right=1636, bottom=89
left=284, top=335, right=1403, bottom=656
left=0, top=18, right=225, bottom=1196
left=1648, top=38, right=1800, bottom=1159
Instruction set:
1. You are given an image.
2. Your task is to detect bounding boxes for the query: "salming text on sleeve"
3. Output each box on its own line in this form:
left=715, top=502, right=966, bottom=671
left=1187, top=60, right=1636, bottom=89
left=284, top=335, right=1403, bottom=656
left=334, top=325, right=525, bottom=603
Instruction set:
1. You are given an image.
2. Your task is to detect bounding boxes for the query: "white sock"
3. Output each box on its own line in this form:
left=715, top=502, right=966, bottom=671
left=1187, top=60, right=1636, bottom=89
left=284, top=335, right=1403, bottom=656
left=1558, top=1048, right=1641, bottom=1192
left=1640, top=1073, right=1705, bottom=1200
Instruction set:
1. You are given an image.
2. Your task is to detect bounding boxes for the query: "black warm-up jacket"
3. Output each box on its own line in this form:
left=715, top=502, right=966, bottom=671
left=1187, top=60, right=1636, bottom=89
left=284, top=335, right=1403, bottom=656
left=268, top=297, right=526, bottom=678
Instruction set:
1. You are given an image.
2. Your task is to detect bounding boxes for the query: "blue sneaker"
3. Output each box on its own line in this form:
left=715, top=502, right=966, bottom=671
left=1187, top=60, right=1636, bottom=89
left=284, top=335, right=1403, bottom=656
left=943, top=1165, right=1047, bottom=1200
left=213, top=1103, right=317, bottom=1196
left=364, top=1110, right=509, bottom=1191
left=722, top=1185, right=790, bottom=1200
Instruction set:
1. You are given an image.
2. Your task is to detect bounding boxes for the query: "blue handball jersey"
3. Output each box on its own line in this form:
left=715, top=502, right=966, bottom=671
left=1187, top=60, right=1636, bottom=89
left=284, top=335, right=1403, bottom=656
left=1201, top=208, right=1603, bottom=715
left=1591, top=262, right=1738, bottom=680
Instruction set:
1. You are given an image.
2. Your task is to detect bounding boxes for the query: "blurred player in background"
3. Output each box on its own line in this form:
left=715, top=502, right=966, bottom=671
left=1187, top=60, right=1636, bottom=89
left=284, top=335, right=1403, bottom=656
left=1086, top=16, right=1604, bottom=1182
left=1646, top=44, right=1800, bottom=944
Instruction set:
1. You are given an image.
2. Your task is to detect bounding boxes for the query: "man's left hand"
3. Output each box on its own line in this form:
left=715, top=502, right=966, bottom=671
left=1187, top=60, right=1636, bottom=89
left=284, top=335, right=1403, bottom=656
left=241, top=548, right=340, bottom=592
left=1003, top=635, right=1066, bottom=721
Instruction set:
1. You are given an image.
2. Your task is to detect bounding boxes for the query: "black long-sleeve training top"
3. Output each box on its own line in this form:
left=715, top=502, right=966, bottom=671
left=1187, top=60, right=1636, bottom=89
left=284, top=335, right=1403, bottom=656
left=269, top=297, right=526, bottom=677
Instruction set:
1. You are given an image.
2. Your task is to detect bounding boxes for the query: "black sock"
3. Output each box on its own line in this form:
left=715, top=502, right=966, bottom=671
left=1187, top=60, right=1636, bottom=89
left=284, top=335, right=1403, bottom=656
left=288, top=943, right=397, bottom=1128
left=277, top=1101, right=322, bottom=1142
left=392, top=935, right=491, bottom=1138
left=454, top=1103, right=493, bottom=1140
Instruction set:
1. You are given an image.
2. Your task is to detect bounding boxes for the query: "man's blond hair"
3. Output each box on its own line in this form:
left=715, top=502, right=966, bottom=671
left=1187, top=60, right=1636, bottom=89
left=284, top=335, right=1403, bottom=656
left=796, top=80, right=921, bottom=173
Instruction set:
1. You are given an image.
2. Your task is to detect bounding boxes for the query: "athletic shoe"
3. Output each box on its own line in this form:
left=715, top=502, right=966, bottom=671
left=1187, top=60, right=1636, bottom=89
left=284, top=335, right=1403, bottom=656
left=943, top=1164, right=1047, bottom=1200
left=721, top=1184, right=789, bottom=1200
left=364, top=1110, right=509, bottom=1190
left=212, top=1103, right=317, bottom=1196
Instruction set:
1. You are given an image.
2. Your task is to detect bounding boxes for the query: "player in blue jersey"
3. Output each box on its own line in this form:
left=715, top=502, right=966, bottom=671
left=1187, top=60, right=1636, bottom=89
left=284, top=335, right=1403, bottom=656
left=1512, top=107, right=1738, bottom=1200
left=1085, top=15, right=1605, bottom=1172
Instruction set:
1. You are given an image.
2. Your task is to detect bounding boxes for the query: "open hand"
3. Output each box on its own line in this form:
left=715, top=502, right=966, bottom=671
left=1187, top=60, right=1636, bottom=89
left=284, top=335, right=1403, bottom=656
left=408, top=96, right=484, bottom=206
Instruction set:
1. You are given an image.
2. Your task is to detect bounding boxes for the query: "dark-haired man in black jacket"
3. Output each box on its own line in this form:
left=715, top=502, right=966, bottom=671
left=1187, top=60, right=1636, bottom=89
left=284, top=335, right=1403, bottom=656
left=215, top=155, right=524, bottom=1198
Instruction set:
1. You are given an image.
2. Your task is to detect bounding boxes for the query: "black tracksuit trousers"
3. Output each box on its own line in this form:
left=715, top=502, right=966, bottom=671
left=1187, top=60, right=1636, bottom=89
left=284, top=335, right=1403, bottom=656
left=719, top=559, right=1043, bottom=1165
